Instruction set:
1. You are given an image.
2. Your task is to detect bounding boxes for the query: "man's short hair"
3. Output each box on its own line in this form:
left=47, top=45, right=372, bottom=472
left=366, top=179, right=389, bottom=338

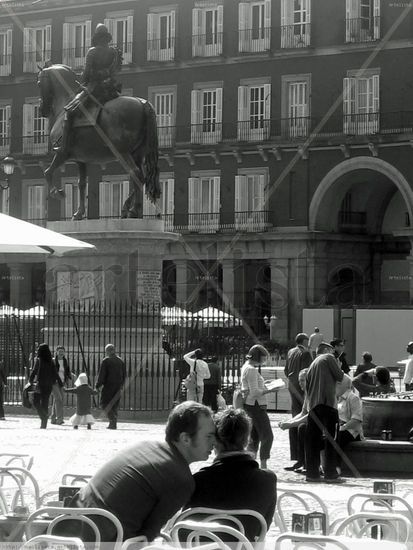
left=165, top=401, right=212, bottom=444
left=314, top=327, right=319, bottom=332
left=376, top=367, right=391, bottom=385
left=295, top=333, right=309, bottom=345
left=317, top=342, right=334, bottom=355
left=194, top=349, right=204, bottom=360
left=55, top=345, right=65, bottom=352
left=215, top=408, right=251, bottom=452
left=105, top=343, right=115, bottom=352
left=362, top=352, right=372, bottom=362
left=330, top=338, right=344, bottom=348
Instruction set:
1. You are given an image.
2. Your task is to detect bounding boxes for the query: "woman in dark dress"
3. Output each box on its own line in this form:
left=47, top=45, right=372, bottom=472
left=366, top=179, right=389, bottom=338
left=29, top=343, right=61, bottom=429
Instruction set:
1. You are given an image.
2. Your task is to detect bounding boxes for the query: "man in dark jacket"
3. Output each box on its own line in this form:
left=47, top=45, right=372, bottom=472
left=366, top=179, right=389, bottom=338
left=202, top=356, right=221, bottom=412
left=331, top=338, right=350, bottom=374
left=284, top=333, right=312, bottom=470
left=96, top=343, right=126, bottom=429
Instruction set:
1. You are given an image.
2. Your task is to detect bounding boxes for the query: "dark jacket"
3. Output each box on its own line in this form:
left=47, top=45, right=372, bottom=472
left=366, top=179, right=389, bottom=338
left=0, top=363, right=6, bottom=388
left=334, top=351, right=350, bottom=374
left=29, top=358, right=61, bottom=391
left=54, top=355, right=72, bottom=385
left=65, top=384, right=97, bottom=415
left=187, top=452, right=277, bottom=541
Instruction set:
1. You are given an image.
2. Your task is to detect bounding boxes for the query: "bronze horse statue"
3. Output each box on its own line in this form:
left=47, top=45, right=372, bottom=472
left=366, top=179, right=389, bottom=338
left=37, top=63, right=160, bottom=219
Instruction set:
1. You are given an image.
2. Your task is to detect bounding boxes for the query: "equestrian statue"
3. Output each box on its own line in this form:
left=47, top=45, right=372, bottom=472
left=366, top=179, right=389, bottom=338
left=38, top=23, right=160, bottom=219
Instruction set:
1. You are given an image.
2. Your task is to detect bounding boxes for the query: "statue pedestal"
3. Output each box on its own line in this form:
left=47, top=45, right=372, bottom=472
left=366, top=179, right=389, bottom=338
left=44, top=219, right=180, bottom=414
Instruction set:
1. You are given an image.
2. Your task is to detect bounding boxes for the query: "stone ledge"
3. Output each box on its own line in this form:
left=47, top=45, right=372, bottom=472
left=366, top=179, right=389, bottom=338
left=343, top=439, right=413, bottom=475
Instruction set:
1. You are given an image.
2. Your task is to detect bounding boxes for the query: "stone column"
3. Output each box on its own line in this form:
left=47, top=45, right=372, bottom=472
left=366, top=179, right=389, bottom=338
left=269, top=259, right=289, bottom=342
left=221, top=259, right=235, bottom=312
left=307, top=257, right=329, bottom=306
left=7, top=263, right=32, bottom=308
left=175, top=260, right=188, bottom=307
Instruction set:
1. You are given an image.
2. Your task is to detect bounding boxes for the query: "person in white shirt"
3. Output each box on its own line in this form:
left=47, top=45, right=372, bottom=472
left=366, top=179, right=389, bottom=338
left=335, top=374, right=363, bottom=473
left=51, top=345, right=72, bottom=425
left=183, top=349, right=210, bottom=403
left=308, top=328, right=324, bottom=358
left=403, top=341, right=413, bottom=391
left=241, top=344, right=278, bottom=469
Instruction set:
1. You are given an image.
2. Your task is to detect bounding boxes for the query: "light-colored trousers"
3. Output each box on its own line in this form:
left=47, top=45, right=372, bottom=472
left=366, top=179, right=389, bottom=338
left=187, top=386, right=204, bottom=403
left=51, top=384, right=64, bottom=423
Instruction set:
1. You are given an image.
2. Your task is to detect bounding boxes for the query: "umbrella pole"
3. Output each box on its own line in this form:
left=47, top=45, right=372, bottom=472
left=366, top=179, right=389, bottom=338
left=71, top=313, right=97, bottom=408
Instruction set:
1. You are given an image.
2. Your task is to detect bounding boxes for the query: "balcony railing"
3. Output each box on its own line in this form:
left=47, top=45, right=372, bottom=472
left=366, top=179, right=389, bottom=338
left=191, top=122, right=222, bottom=145
left=238, top=27, right=271, bottom=53
left=176, top=211, right=272, bottom=234
left=343, top=112, right=380, bottom=135
left=158, top=126, right=176, bottom=148
left=0, top=136, right=10, bottom=156
left=62, top=47, right=89, bottom=70
left=345, top=17, right=380, bottom=43
left=280, top=23, right=311, bottom=48
left=233, top=211, right=271, bottom=232
left=192, top=33, right=223, bottom=57
left=237, top=119, right=271, bottom=142
left=147, top=37, right=175, bottom=61
left=22, top=135, right=49, bottom=155
left=0, top=56, right=12, bottom=76
left=143, top=213, right=174, bottom=230
left=23, top=50, right=52, bottom=73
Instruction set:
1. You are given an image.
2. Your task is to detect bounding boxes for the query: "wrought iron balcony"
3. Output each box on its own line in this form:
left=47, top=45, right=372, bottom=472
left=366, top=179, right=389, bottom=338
left=238, top=27, right=271, bottom=53
left=191, top=122, right=222, bottom=145
left=192, top=32, right=223, bottom=57
left=61, top=47, right=89, bottom=70
left=0, top=55, right=12, bottom=76
left=176, top=211, right=272, bottom=234
left=345, top=17, right=380, bottom=43
left=22, top=135, right=49, bottom=155
left=343, top=112, right=380, bottom=135
left=147, top=37, right=176, bottom=61
left=23, top=50, right=52, bottom=73
left=0, top=136, right=10, bottom=156
left=280, top=23, right=311, bottom=49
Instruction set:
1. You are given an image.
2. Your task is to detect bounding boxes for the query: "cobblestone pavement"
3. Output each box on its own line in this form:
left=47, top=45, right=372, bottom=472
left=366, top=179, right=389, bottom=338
left=1, top=412, right=413, bottom=539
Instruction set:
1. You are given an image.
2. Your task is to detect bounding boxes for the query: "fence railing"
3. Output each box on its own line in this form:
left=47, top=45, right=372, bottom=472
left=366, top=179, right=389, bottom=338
left=192, top=32, right=223, bottom=57
left=0, top=301, right=280, bottom=410
left=238, top=27, right=271, bottom=52
left=147, top=37, right=176, bottom=61
left=345, top=17, right=380, bottom=43
left=280, top=23, right=311, bottom=48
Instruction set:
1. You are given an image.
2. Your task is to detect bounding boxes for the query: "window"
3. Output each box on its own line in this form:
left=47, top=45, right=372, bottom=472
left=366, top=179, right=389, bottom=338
left=23, top=25, right=51, bottom=73
left=153, top=90, right=175, bottom=148
left=27, top=184, right=45, bottom=222
left=104, top=14, right=133, bottom=64
left=346, top=0, right=380, bottom=42
left=63, top=20, right=92, bottom=70
left=281, top=0, right=311, bottom=48
left=282, top=75, right=311, bottom=138
left=0, top=28, right=12, bottom=76
left=143, top=177, right=175, bottom=230
left=0, top=188, right=9, bottom=214
left=188, top=175, right=220, bottom=232
left=235, top=173, right=267, bottom=231
left=191, top=87, right=223, bottom=144
left=239, top=0, right=271, bottom=52
left=147, top=10, right=176, bottom=61
left=23, top=101, right=49, bottom=154
left=192, top=5, right=223, bottom=57
left=343, top=74, right=379, bottom=134
left=63, top=179, right=85, bottom=220
left=99, top=179, right=129, bottom=218
left=0, top=104, right=11, bottom=156
left=238, top=82, right=271, bottom=141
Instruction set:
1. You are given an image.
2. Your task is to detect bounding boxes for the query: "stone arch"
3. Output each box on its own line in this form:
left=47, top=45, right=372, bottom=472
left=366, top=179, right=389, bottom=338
left=309, top=157, right=413, bottom=231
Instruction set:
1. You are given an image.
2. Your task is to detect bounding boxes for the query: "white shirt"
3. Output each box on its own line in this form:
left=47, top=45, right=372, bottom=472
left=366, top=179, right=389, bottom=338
left=309, top=332, right=323, bottom=352
left=183, top=352, right=210, bottom=387
left=56, top=358, right=65, bottom=383
left=241, top=362, right=267, bottom=406
left=337, top=389, right=363, bottom=439
left=403, top=354, right=413, bottom=385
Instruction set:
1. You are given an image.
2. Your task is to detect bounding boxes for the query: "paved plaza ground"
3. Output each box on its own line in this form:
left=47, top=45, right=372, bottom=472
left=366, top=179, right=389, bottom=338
left=1, top=411, right=413, bottom=538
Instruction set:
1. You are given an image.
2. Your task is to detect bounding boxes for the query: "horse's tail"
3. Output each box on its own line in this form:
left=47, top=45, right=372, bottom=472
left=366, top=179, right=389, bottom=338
left=141, top=101, right=161, bottom=203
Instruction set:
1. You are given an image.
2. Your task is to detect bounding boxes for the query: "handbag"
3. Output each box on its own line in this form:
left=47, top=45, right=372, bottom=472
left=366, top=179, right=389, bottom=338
left=232, top=385, right=248, bottom=409
left=22, top=382, right=37, bottom=409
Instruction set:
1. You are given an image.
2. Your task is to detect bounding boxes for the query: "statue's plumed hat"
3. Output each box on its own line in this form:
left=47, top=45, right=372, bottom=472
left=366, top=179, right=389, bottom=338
left=92, top=24, right=112, bottom=45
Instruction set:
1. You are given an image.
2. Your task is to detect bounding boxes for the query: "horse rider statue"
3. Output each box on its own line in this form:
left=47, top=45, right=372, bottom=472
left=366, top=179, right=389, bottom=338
left=54, top=23, right=122, bottom=155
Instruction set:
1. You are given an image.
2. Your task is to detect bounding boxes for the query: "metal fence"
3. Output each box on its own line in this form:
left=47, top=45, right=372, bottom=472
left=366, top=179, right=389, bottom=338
left=0, top=302, right=280, bottom=410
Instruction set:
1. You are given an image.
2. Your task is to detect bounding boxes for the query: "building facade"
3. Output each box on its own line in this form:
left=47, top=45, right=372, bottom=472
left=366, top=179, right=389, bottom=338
left=0, top=0, right=413, bottom=340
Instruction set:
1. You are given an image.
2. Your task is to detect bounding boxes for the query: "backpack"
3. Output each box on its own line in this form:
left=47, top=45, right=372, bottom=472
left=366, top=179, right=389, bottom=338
left=184, top=371, right=197, bottom=392
left=22, top=382, right=36, bottom=409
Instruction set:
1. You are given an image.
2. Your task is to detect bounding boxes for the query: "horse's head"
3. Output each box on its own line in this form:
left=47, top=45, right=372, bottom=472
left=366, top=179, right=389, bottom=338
left=37, top=63, right=78, bottom=118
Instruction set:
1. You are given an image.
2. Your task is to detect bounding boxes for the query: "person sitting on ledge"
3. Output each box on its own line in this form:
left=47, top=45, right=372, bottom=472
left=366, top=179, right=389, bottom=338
left=353, top=366, right=395, bottom=396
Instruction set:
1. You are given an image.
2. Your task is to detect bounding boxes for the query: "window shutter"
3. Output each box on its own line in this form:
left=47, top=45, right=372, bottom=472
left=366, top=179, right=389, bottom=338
left=23, top=28, right=31, bottom=72
left=280, top=0, right=292, bottom=47
left=85, top=20, right=92, bottom=48
left=306, top=0, right=312, bottom=23
left=346, top=0, right=359, bottom=41
left=188, top=177, right=198, bottom=216
left=104, top=18, right=113, bottom=36
left=147, top=13, right=156, bottom=60
left=238, top=85, right=249, bottom=139
left=263, top=83, right=271, bottom=120
left=65, top=183, right=73, bottom=219
left=192, top=8, right=202, bottom=56
left=373, top=0, right=380, bottom=39
left=264, top=0, right=271, bottom=30
left=5, top=104, right=11, bottom=144
left=217, top=5, right=224, bottom=52
left=45, top=25, right=52, bottom=59
left=126, top=15, right=134, bottom=59
left=23, top=104, right=33, bottom=153
left=212, top=176, right=220, bottom=214
left=99, top=181, right=110, bottom=217
left=6, top=29, right=12, bottom=74
left=166, top=178, right=175, bottom=215
left=343, top=77, right=356, bottom=133
left=191, top=90, right=202, bottom=142
left=234, top=175, right=245, bottom=212
left=143, top=189, right=156, bottom=216
left=62, top=23, right=71, bottom=64
left=215, top=87, right=223, bottom=123
left=238, top=3, right=249, bottom=52
left=255, top=175, right=266, bottom=211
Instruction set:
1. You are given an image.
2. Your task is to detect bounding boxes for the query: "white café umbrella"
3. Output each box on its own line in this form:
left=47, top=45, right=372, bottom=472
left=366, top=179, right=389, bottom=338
left=193, top=306, right=243, bottom=327
left=0, top=213, right=95, bottom=256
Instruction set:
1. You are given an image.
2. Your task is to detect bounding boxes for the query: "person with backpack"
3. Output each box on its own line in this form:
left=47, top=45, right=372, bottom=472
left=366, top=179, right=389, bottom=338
left=183, top=349, right=210, bottom=403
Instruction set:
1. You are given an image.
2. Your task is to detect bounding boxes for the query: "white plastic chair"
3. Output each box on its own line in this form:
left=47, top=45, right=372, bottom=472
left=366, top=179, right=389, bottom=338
left=170, top=519, right=254, bottom=550
left=274, top=489, right=330, bottom=534
left=25, top=506, right=123, bottom=548
left=0, top=466, right=40, bottom=512
left=347, top=492, right=413, bottom=524
left=163, top=507, right=267, bottom=542
left=333, top=512, right=412, bottom=543
left=0, top=454, right=34, bottom=477
left=20, top=534, right=85, bottom=550
left=61, top=474, right=92, bottom=486
left=275, top=532, right=352, bottom=549
left=121, top=535, right=148, bottom=550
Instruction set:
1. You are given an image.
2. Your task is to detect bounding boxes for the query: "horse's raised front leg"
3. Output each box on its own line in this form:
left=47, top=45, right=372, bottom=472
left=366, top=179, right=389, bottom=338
left=44, top=151, right=67, bottom=199
left=72, top=162, right=87, bottom=220
left=121, top=153, right=144, bottom=218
